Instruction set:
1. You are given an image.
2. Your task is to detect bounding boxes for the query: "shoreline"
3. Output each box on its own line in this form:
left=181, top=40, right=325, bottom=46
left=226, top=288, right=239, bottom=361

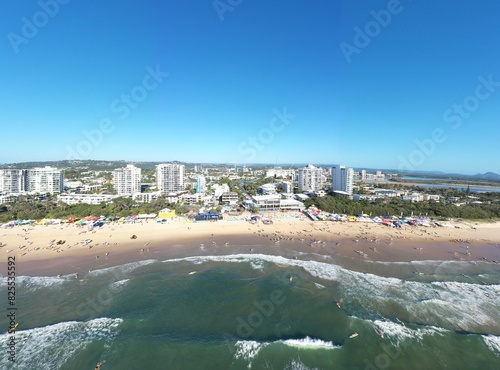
left=1, top=214, right=500, bottom=276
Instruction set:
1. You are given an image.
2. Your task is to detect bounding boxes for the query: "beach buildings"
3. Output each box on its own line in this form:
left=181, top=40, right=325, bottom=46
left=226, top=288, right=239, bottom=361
left=113, top=164, right=141, bottom=195
left=0, top=166, right=63, bottom=194
left=297, top=164, right=323, bottom=192
left=332, top=165, right=354, bottom=195
left=195, top=175, right=206, bottom=194
left=156, top=163, right=185, bottom=194
left=26, top=166, right=64, bottom=193
left=259, top=183, right=277, bottom=195
left=221, top=192, right=239, bottom=205
left=281, top=181, right=293, bottom=193
left=0, top=169, right=26, bottom=194
left=246, top=194, right=305, bottom=211
left=58, top=193, right=120, bottom=205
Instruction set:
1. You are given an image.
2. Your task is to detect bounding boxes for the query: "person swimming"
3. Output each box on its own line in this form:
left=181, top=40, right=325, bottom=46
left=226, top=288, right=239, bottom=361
left=95, top=362, right=102, bottom=369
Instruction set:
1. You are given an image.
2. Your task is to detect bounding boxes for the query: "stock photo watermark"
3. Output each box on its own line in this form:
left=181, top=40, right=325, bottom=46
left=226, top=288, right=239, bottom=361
left=6, top=256, right=17, bottom=363
left=75, top=268, right=128, bottom=319
left=7, top=0, right=72, bottom=54
left=65, top=64, right=168, bottom=160
left=213, top=0, right=243, bottom=21
left=237, top=107, right=296, bottom=162
left=398, top=74, right=500, bottom=171
left=223, top=288, right=286, bottom=355
left=364, top=340, right=401, bottom=370
left=340, top=0, right=404, bottom=64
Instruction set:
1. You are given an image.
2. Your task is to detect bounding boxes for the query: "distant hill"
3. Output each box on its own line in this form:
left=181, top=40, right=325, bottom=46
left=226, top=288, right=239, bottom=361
left=474, top=172, right=500, bottom=180
left=0, top=160, right=187, bottom=171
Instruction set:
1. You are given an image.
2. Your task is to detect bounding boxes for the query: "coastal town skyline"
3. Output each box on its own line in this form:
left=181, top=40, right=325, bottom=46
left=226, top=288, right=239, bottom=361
left=0, top=158, right=499, bottom=178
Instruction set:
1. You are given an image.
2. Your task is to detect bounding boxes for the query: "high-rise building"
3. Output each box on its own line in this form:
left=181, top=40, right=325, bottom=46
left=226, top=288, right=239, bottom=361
left=195, top=175, right=206, bottom=194
left=156, top=163, right=185, bottom=194
left=361, top=169, right=367, bottom=180
left=281, top=181, right=293, bottom=193
left=297, top=164, right=323, bottom=192
left=332, top=165, right=354, bottom=195
left=0, top=167, right=64, bottom=194
left=0, top=169, right=26, bottom=194
left=27, top=166, right=64, bottom=193
left=113, top=164, right=141, bottom=195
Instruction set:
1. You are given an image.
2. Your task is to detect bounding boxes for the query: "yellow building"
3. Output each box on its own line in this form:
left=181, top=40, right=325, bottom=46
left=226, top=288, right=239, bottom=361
left=158, top=208, right=176, bottom=219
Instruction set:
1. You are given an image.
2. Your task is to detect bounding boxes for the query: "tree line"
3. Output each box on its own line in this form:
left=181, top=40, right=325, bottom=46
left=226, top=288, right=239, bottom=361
left=0, top=195, right=191, bottom=223
left=304, top=195, right=500, bottom=220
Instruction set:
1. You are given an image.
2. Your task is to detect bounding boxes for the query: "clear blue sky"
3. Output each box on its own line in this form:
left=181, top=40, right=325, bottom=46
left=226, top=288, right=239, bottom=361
left=1, top=0, right=499, bottom=174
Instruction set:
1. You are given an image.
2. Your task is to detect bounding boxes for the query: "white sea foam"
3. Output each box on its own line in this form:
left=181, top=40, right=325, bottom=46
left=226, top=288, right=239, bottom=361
left=0, top=275, right=69, bottom=290
left=162, top=254, right=500, bottom=333
left=250, top=260, right=265, bottom=270
left=281, top=336, right=339, bottom=349
left=109, top=279, right=129, bottom=289
left=0, top=317, right=123, bottom=370
left=234, top=340, right=266, bottom=368
left=373, top=319, right=447, bottom=346
left=285, top=359, right=319, bottom=370
left=482, top=335, right=500, bottom=356
left=87, top=259, right=157, bottom=277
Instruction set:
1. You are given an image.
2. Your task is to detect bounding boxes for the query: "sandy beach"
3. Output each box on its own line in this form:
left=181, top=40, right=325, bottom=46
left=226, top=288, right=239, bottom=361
left=1, top=212, right=500, bottom=276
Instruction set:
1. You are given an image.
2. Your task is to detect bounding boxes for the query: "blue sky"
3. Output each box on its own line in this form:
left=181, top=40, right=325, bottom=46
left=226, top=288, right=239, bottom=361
left=1, top=0, right=499, bottom=174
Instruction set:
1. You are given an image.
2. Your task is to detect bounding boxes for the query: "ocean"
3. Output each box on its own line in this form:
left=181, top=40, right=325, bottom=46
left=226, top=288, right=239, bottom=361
left=1, top=248, right=500, bottom=369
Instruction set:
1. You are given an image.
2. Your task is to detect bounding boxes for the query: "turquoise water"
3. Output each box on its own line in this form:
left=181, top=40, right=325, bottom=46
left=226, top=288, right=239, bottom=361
left=1, top=252, right=500, bottom=369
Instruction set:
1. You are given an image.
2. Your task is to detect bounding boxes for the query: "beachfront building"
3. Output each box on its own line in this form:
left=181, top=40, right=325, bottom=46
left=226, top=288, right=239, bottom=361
left=258, top=183, right=277, bottom=195
left=297, top=164, right=323, bottom=192
left=248, top=194, right=304, bottom=211
left=402, top=192, right=425, bottom=202
left=156, top=163, right=185, bottom=194
left=182, top=192, right=204, bottom=204
left=133, top=191, right=161, bottom=203
left=374, top=189, right=397, bottom=197
left=25, top=166, right=64, bottom=194
left=212, top=183, right=230, bottom=198
left=353, top=194, right=381, bottom=202
left=113, top=164, right=141, bottom=195
left=195, top=175, right=206, bottom=194
left=58, top=193, right=120, bottom=205
left=0, top=193, right=19, bottom=204
left=281, top=181, right=293, bottom=193
left=221, top=192, right=239, bottom=205
left=332, top=165, right=354, bottom=195
left=0, top=169, right=26, bottom=194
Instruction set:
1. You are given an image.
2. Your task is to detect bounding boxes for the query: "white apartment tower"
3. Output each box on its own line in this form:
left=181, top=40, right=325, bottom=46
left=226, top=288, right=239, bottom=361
left=0, top=167, right=63, bottom=194
left=156, top=163, right=185, bottom=194
left=361, top=169, right=367, bottom=180
left=27, top=166, right=64, bottom=193
left=195, top=175, right=206, bottom=194
left=0, top=169, right=26, bottom=193
left=113, top=164, right=141, bottom=195
left=297, top=164, right=323, bottom=192
left=332, top=164, right=354, bottom=195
